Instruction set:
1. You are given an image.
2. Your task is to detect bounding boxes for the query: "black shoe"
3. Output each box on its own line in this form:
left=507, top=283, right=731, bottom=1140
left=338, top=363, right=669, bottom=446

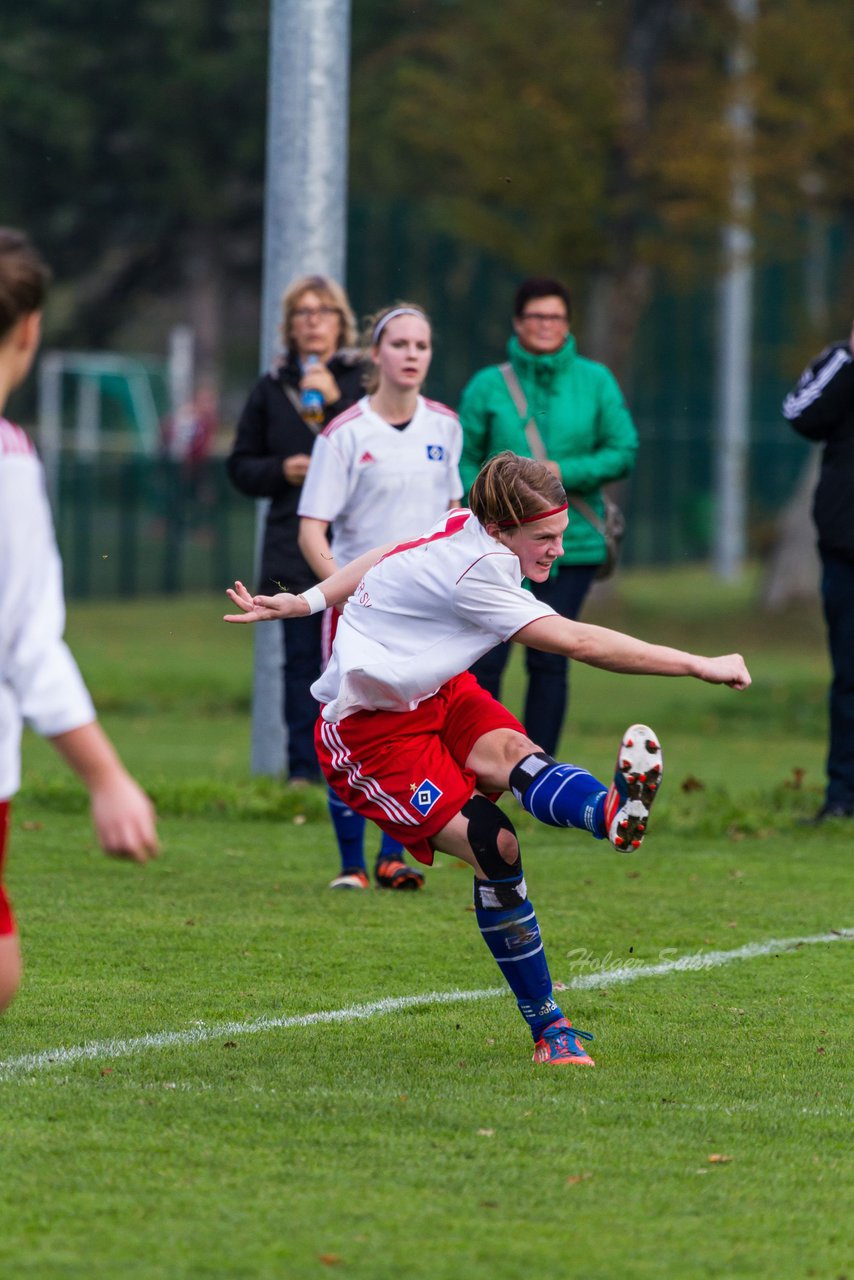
left=374, top=857, right=425, bottom=890
left=800, top=804, right=854, bottom=826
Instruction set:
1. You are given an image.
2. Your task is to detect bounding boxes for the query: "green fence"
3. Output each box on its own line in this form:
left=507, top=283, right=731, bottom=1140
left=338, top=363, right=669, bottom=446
left=622, top=417, right=811, bottom=566
left=44, top=202, right=842, bottom=597
left=52, top=428, right=812, bottom=600
left=55, top=455, right=257, bottom=599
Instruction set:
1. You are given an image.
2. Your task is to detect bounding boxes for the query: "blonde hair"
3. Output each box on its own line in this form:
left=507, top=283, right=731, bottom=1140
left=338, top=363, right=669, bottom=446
left=361, top=300, right=431, bottom=393
left=280, top=274, right=357, bottom=352
left=469, top=451, right=566, bottom=530
left=0, top=229, right=51, bottom=341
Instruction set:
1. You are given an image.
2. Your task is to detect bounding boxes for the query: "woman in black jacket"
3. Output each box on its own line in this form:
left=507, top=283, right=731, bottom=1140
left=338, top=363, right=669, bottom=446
left=783, top=325, right=854, bottom=822
left=226, top=275, right=366, bottom=783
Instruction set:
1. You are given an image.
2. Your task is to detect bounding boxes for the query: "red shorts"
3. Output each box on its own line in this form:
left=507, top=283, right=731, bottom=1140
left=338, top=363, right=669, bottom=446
left=0, top=801, right=15, bottom=937
left=314, top=672, right=525, bottom=865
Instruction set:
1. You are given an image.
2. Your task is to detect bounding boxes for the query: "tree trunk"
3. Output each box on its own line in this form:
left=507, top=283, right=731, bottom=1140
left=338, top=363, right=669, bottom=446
left=584, top=262, right=653, bottom=389
left=184, top=227, right=224, bottom=395
left=582, top=0, right=679, bottom=388
left=759, top=451, right=821, bottom=610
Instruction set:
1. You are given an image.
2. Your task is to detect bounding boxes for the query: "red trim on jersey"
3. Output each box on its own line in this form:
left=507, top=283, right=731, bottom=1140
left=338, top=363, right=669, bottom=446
left=454, top=549, right=516, bottom=586
left=422, top=397, right=459, bottom=421
left=377, top=510, right=470, bottom=565
left=0, top=419, right=35, bottom=456
left=321, top=402, right=363, bottom=439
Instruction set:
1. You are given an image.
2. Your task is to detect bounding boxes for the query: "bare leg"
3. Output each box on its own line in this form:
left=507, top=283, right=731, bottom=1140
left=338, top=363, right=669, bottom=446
left=429, top=795, right=519, bottom=875
left=463, top=727, right=541, bottom=795
left=0, top=932, right=22, bottom=1013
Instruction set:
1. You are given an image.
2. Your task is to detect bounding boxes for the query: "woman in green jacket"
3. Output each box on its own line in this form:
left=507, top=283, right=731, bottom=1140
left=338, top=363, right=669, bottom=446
left=458, top=277, right=638, bottom=754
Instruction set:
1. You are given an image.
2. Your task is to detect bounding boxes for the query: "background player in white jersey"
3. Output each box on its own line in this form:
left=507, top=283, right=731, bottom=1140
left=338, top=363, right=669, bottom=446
left=226, top=452, right=750, bottom=1067
left=297, top=302, right=463, bottom=891
left=0, top=228, right=158, bottom=1014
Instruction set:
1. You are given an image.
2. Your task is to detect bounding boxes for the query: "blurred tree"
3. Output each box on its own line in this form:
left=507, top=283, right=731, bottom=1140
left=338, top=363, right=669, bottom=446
left=0, top=0, right=268, bottom=382
left=348, top=0, right=729, bottom=380
left=348, top=0, right=854, bottom=378
left=2, top=0, right=853, bottom=398
left=752, top=0, right=854, bottom=605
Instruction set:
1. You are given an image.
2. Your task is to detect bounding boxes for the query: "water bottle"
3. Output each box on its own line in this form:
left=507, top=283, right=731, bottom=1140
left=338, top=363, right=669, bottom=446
left=300, top=355, right=325, bottom=429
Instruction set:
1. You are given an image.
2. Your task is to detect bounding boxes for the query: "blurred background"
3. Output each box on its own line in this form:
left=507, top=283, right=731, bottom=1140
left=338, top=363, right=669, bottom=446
left=1, top=0, right=852, bottom=597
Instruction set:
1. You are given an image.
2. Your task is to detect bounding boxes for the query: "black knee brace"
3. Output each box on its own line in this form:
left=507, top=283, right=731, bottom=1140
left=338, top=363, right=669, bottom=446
left=461, top=794, right=520, bottom=881
left=463, top=796, right=528, bottom=912
left=509, top=751, right=558, bottom=803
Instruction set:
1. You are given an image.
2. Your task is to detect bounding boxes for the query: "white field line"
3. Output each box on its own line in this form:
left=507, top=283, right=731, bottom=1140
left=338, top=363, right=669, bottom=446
left=1, top=928, right=851, bottom=1081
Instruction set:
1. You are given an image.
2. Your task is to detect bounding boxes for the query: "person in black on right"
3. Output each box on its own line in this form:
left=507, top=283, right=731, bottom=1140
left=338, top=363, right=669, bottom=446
left=783, top=321, right=854, bottom=822
left=226, top=275, right=366, bottom=785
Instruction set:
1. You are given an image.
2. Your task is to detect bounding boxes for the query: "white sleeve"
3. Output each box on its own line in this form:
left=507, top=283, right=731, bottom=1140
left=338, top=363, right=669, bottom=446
left=297, top=432, right=354, bottom=522
left=451, top=552, right=556, bottom=641
left=0, top=457, right=95, bottom=739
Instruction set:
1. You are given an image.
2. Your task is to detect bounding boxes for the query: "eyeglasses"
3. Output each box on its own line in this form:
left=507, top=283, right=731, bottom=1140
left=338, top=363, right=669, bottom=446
left=521, top=312, right=568, bottom=325
left=291, top=306, right=340, bottom=321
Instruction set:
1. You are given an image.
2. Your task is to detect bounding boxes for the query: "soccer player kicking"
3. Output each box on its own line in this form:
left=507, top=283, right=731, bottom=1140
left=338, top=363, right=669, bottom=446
left=226, top=452, right=750, bottom=1067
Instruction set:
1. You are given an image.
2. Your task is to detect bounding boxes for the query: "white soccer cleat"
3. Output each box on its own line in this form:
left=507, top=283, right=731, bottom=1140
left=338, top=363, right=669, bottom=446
left=603, top=724, right=663, bottom=851
left=328, top=868, right=370, bottom=889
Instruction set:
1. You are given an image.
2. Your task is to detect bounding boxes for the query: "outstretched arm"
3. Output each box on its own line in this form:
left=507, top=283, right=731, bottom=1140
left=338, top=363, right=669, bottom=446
left=224, top=542, right=395, bottom=624
left=515, top=615, right=751, bottom=689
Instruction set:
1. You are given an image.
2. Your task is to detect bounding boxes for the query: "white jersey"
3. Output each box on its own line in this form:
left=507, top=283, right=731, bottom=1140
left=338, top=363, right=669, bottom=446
left=297, top=395, right=463, bottom=565
left=312, top=509, right=556, bottom=722
left=0, top=419, right=95, bottom=800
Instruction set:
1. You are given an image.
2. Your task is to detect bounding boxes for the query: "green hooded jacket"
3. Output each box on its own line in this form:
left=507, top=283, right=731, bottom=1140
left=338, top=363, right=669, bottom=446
left=458, top=334, right=638, bottom=567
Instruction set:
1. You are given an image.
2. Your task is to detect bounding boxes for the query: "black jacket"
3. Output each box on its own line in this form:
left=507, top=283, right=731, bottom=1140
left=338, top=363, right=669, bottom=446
left=783, top=341, right=854, bottom=561
left=226, top=350, right=366, bottom=593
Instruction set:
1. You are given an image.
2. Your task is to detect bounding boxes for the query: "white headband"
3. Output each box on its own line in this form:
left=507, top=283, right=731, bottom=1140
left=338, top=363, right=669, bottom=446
left=371, top=307, right=426, bottom=345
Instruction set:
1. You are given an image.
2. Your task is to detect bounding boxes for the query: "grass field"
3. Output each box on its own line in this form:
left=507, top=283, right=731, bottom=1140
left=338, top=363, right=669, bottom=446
left=2, top=568, right=852, bottom=1280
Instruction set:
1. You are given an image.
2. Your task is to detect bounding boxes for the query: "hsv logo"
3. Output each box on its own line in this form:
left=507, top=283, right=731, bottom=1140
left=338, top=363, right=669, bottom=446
left=358, top=450, right=376, bottom=465
left=425, top=444, right=445, bottom=461
left=410, top=779, right=443, bottom=816
left=505, top=925, right=540, bottom=952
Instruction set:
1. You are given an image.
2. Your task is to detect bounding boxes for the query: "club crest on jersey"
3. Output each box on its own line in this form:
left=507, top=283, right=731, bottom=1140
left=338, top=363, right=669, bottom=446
left=410, top=779, right=442, bottom=815
left=425, top=444, right=445, bottom=461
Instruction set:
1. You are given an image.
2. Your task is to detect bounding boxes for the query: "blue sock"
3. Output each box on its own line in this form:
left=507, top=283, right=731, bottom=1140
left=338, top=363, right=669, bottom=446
left=510, top=753, right=608, bottom=838
left=377, top=829, right=405, bottom=861
left=474, top=876, right=562, bottom=1042
left=327, top=787, right=367, bottom=872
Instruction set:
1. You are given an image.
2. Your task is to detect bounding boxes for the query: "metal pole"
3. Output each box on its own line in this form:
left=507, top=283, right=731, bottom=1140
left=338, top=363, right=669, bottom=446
left=251, top=0, right=351, bottom=775
left=168, top=325, right=195, bottom=417
left=713, top=0, right=756, bottom=580
left=37, top=351, right=64, bottom=507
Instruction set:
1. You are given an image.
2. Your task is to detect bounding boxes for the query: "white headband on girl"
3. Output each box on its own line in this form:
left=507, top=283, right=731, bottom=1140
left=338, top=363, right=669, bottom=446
left=371, top=307, right=426, bottom=345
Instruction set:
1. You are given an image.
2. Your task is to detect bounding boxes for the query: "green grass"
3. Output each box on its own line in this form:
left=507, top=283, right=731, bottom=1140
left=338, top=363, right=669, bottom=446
left=2, top=567, right=852, bottom=1279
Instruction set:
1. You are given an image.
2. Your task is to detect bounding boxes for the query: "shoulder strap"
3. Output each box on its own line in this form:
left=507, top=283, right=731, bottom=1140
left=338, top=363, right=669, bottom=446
left=497, top=364, right=605, bottom=536
left=565, top=492, right=606, bottom=535
left=498, top=362, right=548, bottom=464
